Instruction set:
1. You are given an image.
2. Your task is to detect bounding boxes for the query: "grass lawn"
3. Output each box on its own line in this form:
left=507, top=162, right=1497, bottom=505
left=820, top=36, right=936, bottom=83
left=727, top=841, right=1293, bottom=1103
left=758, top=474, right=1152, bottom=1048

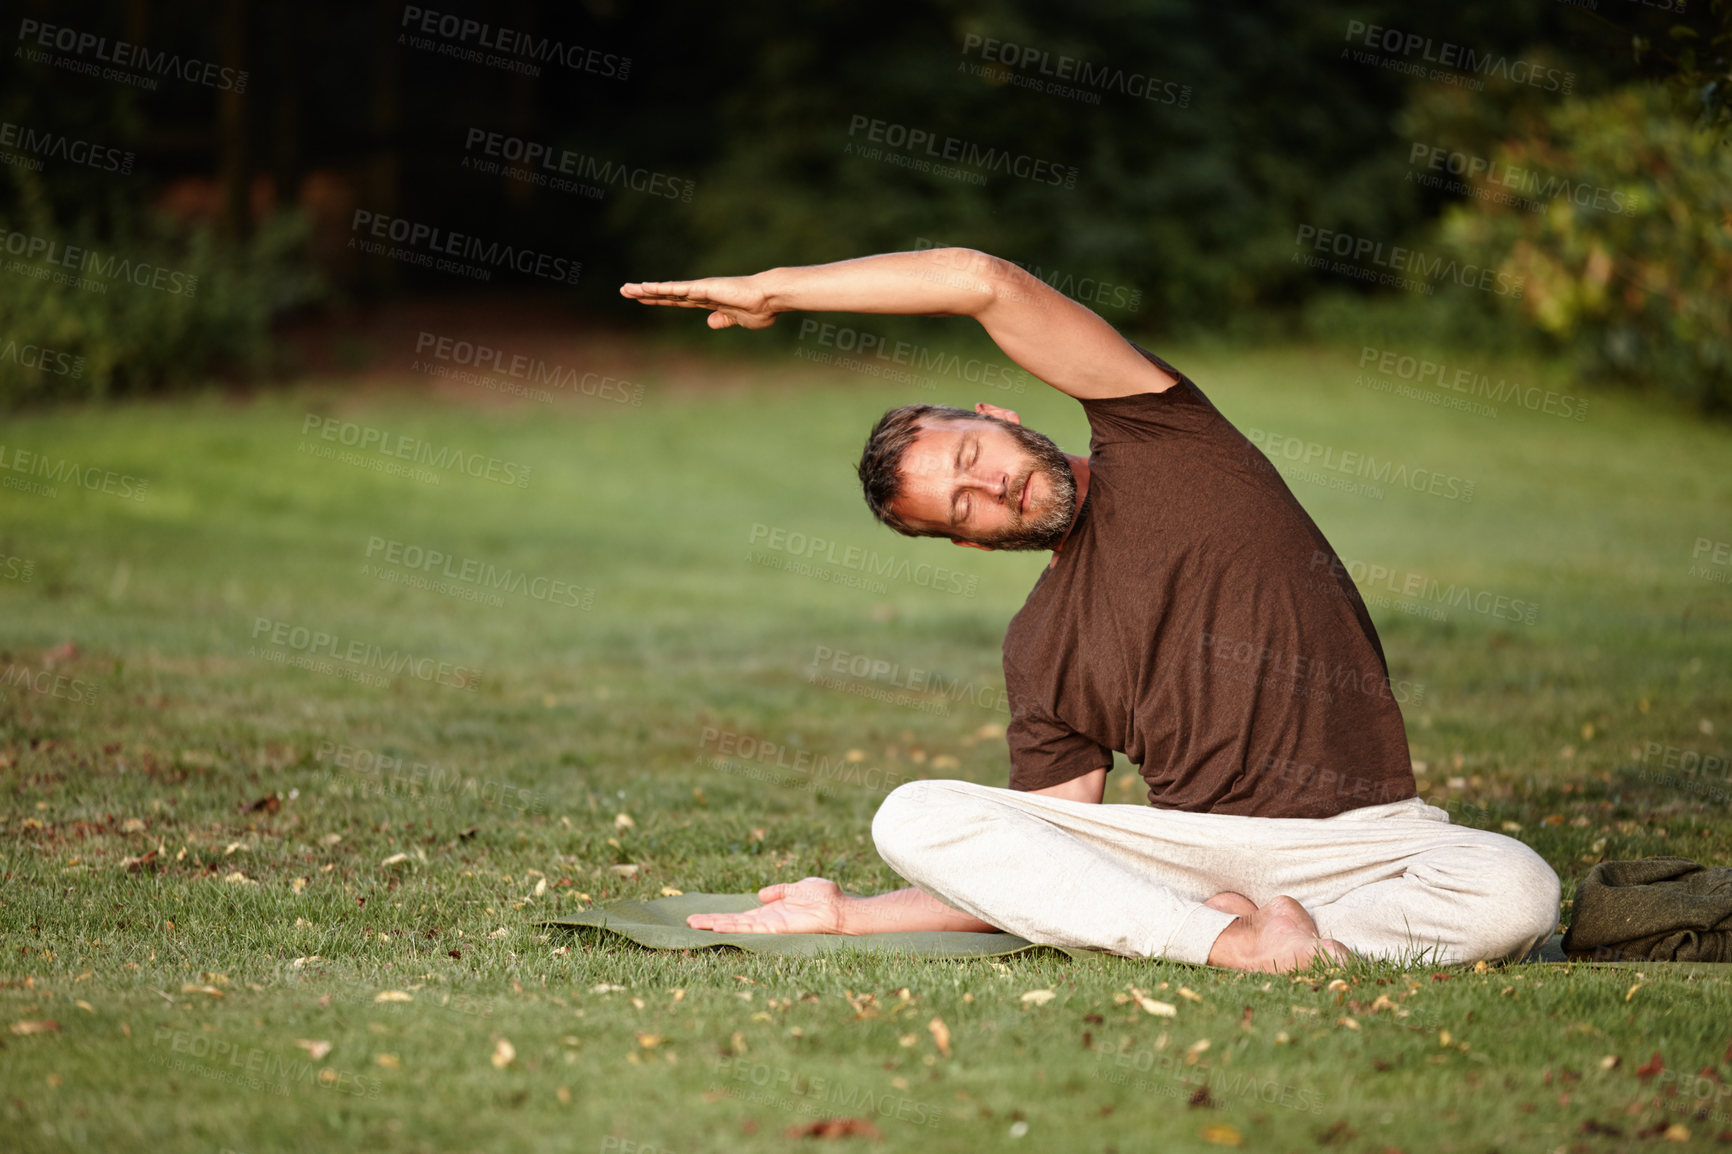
left=2, top=328, right=1730, bottom=1153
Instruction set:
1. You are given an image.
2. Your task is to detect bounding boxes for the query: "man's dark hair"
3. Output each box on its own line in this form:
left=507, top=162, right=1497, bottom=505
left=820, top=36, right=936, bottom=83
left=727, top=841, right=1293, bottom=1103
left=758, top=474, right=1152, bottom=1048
left=856, top=403, right=978, bottom=536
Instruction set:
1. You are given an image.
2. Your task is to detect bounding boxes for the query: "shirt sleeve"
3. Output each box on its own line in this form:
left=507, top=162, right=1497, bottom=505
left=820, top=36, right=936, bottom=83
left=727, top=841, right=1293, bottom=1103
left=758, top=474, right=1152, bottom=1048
left=1080, top=344, right=1225, bottom=447
left=1006, top=701, right=1115, bottom=792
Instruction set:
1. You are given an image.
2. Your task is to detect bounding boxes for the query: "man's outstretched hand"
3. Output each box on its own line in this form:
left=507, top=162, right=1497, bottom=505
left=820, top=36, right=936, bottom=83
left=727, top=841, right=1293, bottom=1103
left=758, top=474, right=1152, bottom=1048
left=619, top=275, right=779, bottom=330
left=685, top=876, right=849, bottom=935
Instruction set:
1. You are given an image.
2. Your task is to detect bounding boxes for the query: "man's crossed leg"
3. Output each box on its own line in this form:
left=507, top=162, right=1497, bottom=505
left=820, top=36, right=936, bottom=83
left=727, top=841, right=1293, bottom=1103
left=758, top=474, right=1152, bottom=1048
left=869, top=779, right=1561, bottom=970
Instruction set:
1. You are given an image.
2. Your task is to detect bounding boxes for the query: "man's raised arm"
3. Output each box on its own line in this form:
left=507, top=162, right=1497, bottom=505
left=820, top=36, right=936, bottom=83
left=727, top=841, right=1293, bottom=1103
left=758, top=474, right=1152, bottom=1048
left=620, top=248, right=1175, bottom=400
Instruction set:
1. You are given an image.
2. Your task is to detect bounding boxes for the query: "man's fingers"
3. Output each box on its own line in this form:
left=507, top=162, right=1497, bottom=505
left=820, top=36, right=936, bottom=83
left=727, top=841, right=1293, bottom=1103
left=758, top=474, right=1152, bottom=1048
left=756, top=882, right=790, bottom=902
left=620, top=282, right=711, bottom=307
left=687, top=915, right=766, bottom=934
left=619, top=280, right=693, bottom=298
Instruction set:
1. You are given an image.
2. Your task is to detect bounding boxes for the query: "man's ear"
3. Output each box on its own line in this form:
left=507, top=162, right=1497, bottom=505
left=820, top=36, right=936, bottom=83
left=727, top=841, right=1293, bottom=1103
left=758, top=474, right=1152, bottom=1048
left=952, top=538, right=995, bottom=552
left=974, top=402, right=1021, bottom=425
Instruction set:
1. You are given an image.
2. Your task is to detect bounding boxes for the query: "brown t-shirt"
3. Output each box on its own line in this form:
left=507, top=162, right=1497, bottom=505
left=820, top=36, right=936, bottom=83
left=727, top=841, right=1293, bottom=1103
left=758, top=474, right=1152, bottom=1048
left=1002, top=346, right=1418, bottom=818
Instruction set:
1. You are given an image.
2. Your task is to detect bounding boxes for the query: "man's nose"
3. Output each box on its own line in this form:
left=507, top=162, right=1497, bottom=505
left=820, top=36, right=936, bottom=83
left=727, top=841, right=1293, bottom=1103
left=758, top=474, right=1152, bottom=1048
left=959, top=470, right=1005, bottom=499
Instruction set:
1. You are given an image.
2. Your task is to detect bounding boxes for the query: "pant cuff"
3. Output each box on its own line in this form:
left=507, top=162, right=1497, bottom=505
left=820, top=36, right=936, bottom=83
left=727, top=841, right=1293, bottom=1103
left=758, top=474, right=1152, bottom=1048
left=1162, top=903, right=1241, bottom=965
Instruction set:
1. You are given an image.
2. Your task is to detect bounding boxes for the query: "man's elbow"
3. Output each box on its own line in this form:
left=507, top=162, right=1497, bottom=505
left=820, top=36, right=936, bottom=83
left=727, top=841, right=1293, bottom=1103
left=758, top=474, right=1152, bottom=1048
left=919, top=247, right=1005, bottom=315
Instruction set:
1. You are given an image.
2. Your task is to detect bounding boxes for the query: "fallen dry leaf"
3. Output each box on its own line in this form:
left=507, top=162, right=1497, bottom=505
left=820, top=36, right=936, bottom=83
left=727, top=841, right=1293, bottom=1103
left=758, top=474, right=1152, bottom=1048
left=614, top=813, right=636, bottom=831
left=659, top=886, right=683, bottom=897
left=492, top=1038, right=515, bottom=1068
left=375, top=1053, right=401, bottom=1068
left=609, top=864, right=640, bottom=879
left=295, top=1039, right=333, bottom=1061
left=928, top=1016, right=952, bottom=1058
left=784, top=1118, right=883, bottom=1140
left=1201, top=1122, right=1242, bottom=1145
left=381, top=853, right=410, bottom=867
left=1128, top=986, right=1177, bottom=1018
left=374, top=991, right=413, bottom=1003
left=9, top=1020, right=60, bottom=1035
left=1020, top=990, right=1057, bottom=1007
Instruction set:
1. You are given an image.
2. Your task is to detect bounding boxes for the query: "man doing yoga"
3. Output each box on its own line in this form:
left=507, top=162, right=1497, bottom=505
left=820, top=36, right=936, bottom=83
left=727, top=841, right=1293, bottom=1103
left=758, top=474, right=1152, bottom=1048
left=621, top=247, right=1561, bottom=972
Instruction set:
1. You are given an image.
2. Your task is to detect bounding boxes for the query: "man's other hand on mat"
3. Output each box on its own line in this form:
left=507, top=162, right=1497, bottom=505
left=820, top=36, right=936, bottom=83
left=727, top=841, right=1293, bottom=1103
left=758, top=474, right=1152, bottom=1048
left=686, top=877, right=847, bottom=934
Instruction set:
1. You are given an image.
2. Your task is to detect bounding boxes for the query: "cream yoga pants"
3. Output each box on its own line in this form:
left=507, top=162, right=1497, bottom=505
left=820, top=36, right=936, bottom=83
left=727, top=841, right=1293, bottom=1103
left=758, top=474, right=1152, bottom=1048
left=871, top=779, right=1561, bottom=965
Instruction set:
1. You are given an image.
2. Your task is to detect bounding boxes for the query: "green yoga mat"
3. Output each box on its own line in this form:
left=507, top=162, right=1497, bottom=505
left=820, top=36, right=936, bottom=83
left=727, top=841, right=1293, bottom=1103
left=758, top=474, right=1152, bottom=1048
left=543, top=892, right=1089, bottom=959
left=545, top=892, right=1579, bottom=965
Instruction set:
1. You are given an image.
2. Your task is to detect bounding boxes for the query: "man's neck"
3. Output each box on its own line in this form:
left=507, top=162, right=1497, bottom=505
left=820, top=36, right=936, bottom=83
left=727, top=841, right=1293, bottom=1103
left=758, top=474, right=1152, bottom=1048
left=1048, top=453, right=1091, bottom=566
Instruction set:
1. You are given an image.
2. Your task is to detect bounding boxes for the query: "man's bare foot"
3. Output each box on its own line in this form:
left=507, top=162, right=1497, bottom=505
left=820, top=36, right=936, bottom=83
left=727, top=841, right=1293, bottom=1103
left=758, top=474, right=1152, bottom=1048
left=1204, top=892, right=1258, bottom=917
left=1206, top=895, right=1352, bottom=973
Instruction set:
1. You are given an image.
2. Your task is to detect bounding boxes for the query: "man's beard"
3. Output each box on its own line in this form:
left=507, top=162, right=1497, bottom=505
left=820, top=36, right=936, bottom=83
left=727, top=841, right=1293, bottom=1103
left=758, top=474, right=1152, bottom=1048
left=966, top=421, right=1078, bottom=551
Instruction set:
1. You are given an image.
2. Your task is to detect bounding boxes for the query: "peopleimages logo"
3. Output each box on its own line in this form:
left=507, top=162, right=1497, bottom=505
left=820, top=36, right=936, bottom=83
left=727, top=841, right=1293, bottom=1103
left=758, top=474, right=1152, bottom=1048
left=1244, top=427, right=1476, bottom=504
left=299, top=414, right=533, bottom=488
left=15, top=18, right=249, bottom=92
left=1309, top=550, right=1540, bottom=627
left=1293, top=225, right=1524, bottom=298
left=0, top=336, right=84, bottom=379
left=1355, top=346, right=1587, bottom=422
left=958, top=33, right=1192, bottom=107
left=749, top=523, right=979, bottom=597
left=363, top=535, right=594, bottom=610
left=349, top=210, right=581, bottom=286
left=0, top=120, right=134, bottom=174
left=0, top=228, right=198, bottom=296
left=249, top=617, right=483, bottom=691
left=399, top=5, right=631, bottom=79
left=461, top=129, right=693, bottom=202
left=845, top=114, right=1078, bottom=189
left=1341, top=20, right=1574, bottom=94
left=1406, top=142, right=1637, bottom=216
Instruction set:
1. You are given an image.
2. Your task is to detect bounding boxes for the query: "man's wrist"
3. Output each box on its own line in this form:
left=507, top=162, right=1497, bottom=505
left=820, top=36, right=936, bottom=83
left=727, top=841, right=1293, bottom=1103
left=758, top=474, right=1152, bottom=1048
left=832, top=892, right=861, bottom=936
left=752, top=267, right=793, bottom=314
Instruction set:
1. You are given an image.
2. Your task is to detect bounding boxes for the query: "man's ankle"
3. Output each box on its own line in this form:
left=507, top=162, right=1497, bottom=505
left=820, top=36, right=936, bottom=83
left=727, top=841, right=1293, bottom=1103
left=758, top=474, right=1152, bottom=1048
left=1206, top=917, right=1251, bottom=968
